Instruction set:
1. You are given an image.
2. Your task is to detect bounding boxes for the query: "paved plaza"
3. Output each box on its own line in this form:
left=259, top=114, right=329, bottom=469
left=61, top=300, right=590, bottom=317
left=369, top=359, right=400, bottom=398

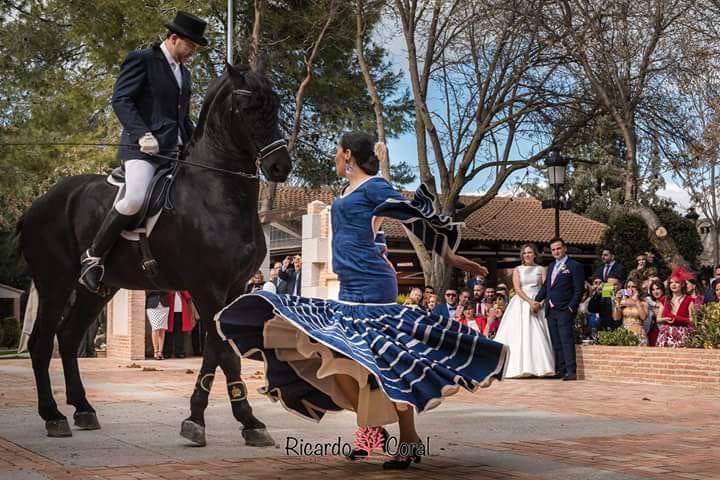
left=0, top=357, right=718, bottom=480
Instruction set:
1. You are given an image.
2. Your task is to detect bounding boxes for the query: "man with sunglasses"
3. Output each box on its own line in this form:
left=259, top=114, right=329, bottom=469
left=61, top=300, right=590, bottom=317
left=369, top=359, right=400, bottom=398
left=433, top=288, right=459, bottom=318
left=79, top=11, right=208, bottom=292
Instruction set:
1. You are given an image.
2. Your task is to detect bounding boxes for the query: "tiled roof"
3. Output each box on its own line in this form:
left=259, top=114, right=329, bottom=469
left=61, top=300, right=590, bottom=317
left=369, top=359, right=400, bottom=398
left=261, top=184, right=606, bottom=246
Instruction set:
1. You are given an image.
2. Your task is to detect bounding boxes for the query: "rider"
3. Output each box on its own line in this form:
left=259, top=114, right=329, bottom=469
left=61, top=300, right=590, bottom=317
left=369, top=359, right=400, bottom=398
left=79, top=11, right=208, bottom=293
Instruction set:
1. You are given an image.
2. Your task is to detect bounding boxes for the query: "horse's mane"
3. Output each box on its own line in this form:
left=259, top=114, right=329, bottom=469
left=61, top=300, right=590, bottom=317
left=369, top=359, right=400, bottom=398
left=189, top=65, right=276, bottom=147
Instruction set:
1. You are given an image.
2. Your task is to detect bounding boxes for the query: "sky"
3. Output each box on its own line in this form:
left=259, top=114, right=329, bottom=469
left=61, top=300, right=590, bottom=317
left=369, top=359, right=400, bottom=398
left=375, top=15, right=693, bottom=212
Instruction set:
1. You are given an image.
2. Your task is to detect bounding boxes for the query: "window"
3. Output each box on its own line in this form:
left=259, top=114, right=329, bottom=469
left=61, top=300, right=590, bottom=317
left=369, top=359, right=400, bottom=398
left=269, top=224, right=301, bottom=250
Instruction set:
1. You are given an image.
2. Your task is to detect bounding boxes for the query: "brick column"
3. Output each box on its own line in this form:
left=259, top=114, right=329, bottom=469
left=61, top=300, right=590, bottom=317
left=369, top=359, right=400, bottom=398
left=106, top=289, right=146, bottom=362
left=302, top=201, right=328, bottom=298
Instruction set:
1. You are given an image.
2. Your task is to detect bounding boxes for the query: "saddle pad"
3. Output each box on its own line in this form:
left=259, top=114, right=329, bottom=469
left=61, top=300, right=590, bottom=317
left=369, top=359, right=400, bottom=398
left=106, top=178, right=163, bottom=241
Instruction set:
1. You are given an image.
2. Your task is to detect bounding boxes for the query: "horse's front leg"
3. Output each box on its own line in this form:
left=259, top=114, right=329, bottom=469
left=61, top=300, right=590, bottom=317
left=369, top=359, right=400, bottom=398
left=216, top=328, right=274, bottom=446
left=180, top=327, right=220, bottom=447
left=182, top=288, right=273, bottom=447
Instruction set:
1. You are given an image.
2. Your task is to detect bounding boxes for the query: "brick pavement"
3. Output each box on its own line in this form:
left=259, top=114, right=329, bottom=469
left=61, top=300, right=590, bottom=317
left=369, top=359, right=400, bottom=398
left=0, top=357, right=718, bottom=480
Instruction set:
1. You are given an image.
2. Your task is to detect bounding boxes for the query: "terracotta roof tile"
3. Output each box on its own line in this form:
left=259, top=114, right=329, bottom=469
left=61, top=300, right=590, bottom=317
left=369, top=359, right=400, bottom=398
left=261, top=184, right=606, bottom=246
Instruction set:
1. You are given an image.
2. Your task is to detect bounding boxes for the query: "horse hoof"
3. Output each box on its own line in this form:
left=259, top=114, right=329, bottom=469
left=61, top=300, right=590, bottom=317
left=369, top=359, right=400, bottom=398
left=46, top=419, right=72, bottom=437
left=74, top=411, right=101, bottom=430
left=242, top=428, right=275, bottom=447
left=180, top=419, right=206, bottom=446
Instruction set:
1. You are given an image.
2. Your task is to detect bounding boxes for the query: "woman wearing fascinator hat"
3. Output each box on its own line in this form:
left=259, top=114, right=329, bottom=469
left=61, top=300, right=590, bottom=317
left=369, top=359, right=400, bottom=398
left=656, top=267, right=696, bottom=348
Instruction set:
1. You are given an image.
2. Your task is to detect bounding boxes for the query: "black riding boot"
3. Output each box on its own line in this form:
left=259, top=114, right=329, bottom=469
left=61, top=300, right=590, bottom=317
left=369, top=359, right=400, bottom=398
left=79, top=209, right=133, bottom=293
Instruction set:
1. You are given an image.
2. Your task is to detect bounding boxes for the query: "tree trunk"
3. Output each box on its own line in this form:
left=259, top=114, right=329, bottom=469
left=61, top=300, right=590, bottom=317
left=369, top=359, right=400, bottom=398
left=430, top=254, right=454, bottom=294
left=628, top=204, right=688, bottom=268
left=713, top=223, right=720, bottom=268
left=621, top=117, right=687, bottom=266
left=712, top=160, right=719, bottom=267
left=249, top=0, right=265, bottom=66
left=622, top=123, right=638, bottom=203
left=405, top=232, right=432, bottom=285
left=355, top=0, right=389, bottom=180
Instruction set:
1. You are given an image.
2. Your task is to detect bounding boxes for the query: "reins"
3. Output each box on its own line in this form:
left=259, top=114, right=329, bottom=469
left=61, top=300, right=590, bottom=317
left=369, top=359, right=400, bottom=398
left=0, top=140, right=288, bottom=180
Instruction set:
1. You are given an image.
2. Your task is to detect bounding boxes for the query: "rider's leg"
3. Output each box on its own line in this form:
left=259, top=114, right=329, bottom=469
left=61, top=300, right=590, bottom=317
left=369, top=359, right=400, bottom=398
left=79, top=159, right=157, bottom=292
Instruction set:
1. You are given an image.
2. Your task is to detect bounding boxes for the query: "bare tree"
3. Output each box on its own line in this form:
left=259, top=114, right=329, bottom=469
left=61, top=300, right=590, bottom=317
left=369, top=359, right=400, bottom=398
left=537, top=0, right=694, bottom=266
left=393, top=0, right=584, bottom=288
left=664, top=13, right=720, bottom=266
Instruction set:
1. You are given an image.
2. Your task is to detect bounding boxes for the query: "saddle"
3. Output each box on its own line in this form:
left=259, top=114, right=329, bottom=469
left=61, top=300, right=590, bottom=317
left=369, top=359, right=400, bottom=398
left=105, top=163, right=178, bottom=281
left=106, top=163, right=177, bottom=239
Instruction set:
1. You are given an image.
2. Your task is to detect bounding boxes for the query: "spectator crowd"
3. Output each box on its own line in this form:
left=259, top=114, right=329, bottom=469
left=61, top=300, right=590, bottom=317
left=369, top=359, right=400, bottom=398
left=138, top=247, right=716, bottom=360
left=400, top=247, right=718, bottom=349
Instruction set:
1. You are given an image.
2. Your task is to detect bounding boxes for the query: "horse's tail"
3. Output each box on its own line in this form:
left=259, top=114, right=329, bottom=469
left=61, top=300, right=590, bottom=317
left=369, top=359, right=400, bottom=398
left=14, top=214, right=28, bottom=271
left=17, top=279, right=38, bottom=353
left=13, top=215, right=38, bottom=353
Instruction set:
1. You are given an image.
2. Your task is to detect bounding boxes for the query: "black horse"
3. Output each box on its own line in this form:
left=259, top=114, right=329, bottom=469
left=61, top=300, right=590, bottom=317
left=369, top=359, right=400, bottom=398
left=16, top=63, right=291, bottom=446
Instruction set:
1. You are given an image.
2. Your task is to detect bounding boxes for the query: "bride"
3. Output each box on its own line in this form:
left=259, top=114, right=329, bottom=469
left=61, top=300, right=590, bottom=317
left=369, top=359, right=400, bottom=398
left=494, top=244, right=555, bottom=378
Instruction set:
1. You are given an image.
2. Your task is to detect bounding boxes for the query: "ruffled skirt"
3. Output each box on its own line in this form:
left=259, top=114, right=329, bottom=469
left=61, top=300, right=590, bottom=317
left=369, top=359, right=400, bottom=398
left=657, top=324, right=694, bottom=348
left=216, top=291, right=508, bottom=426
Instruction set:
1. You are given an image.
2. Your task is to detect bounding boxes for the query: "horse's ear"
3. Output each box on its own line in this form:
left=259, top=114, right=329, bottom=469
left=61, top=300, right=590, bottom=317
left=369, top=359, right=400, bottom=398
left=252, top=52, right=268, bottom=75
left=226, top=62, right=245, bottom=81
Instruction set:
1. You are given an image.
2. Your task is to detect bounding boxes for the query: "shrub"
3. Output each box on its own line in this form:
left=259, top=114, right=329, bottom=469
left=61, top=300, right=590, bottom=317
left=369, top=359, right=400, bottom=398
left=597, top=327, right=640, bottom=346
left=687, top=303, right=720, bottom=349
left=0, top=317, right=20, bottom=348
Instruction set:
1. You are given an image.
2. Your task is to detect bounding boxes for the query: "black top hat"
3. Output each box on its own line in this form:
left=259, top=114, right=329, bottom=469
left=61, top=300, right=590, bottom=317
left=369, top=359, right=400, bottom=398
left=165, top=11, right=208, bottom=46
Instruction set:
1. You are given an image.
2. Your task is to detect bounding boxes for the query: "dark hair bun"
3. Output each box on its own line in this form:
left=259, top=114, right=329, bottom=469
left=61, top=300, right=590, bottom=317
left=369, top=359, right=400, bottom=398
left=339, top=132, right=380, bottom=175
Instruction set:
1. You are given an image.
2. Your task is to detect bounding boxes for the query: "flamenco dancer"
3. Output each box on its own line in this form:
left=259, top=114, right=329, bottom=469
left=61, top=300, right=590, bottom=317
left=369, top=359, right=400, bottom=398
left=216, top=133, right=508, bottom=469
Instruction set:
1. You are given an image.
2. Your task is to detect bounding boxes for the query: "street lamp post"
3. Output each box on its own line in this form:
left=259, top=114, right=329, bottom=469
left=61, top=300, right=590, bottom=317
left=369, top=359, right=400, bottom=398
left=227, top=0, right=234, bottom=64
left=545, top=151, right=570, bottom=238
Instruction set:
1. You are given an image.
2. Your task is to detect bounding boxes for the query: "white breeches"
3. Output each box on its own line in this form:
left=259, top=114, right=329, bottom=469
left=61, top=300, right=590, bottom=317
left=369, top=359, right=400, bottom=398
left=114, top=159, right=158, bottom=216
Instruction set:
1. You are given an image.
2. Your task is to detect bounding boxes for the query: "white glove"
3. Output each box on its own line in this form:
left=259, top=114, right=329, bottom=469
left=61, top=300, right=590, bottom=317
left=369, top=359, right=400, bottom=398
left=139, top=132, right=159, bottom=155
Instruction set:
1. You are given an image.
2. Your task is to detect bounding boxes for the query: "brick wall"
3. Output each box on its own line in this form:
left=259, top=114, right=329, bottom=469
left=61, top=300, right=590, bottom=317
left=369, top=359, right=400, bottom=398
left=577, top=345, right=720, bottom=389
left=106, top=289, right=146, bottom=362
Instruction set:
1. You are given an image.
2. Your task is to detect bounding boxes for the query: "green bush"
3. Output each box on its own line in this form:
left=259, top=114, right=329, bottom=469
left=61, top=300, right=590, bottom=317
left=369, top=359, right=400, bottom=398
left=597, top=327, right=640, bottom=346
left=0, top=317, right=20, bottom=348
left=687, top=303, right=720, bottom=349
left=599, top=205, right=703, bottom=277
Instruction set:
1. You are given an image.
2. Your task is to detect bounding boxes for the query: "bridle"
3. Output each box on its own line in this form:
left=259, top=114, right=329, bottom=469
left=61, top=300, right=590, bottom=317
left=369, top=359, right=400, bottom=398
left=172, top=87, right=288, bottom=179
left=175, top=137, right=287, bottom=180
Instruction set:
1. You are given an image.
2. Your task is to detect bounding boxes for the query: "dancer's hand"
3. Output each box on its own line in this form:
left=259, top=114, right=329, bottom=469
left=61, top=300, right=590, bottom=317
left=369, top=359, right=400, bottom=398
left=443, top=249, right=487, bottom=277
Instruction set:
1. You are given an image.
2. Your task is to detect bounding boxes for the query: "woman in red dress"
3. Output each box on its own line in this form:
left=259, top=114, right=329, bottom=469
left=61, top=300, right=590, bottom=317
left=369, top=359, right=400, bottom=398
left=458, top=303, right=502, bottom=338
left=165, top=290, right=194, bottom=358
left=657, top=268, right=696, bottom=348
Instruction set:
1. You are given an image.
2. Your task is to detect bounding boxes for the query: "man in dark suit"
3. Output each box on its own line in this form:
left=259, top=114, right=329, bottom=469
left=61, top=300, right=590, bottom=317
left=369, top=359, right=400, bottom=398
left=704, top=265, right=720, bottom=303
left=279, top=255, right=303, bottom=296
left=595, top=248, right=624, bottom=283
left=535, top=237, right=585, bottom=381
left=432, top=288, right=459, bottom=318
left=79, top=11, right=208, bottom=293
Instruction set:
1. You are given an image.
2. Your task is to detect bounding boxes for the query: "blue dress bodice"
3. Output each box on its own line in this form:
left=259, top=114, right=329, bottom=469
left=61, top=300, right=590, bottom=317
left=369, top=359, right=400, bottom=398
left=331, top=177, right=401, bottom=303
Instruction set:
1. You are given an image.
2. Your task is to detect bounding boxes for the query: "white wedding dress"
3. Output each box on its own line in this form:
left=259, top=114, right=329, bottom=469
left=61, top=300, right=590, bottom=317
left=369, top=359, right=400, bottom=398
left=494, top=265, right=555, bottom=378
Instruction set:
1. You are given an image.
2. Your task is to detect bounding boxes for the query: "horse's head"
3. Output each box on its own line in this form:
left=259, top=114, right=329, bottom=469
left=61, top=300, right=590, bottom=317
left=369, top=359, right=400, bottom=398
left=199, top=63, right=292, bottom=182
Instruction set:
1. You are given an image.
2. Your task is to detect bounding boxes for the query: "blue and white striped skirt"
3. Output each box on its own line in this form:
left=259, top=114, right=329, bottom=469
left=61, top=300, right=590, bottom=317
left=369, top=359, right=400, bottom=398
left=216, top=291, right=508, bottom=426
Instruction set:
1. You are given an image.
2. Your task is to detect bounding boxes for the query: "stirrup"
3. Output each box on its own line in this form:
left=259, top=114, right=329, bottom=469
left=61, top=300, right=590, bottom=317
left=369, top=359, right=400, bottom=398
left=79, top=250, right=105, bottom=292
